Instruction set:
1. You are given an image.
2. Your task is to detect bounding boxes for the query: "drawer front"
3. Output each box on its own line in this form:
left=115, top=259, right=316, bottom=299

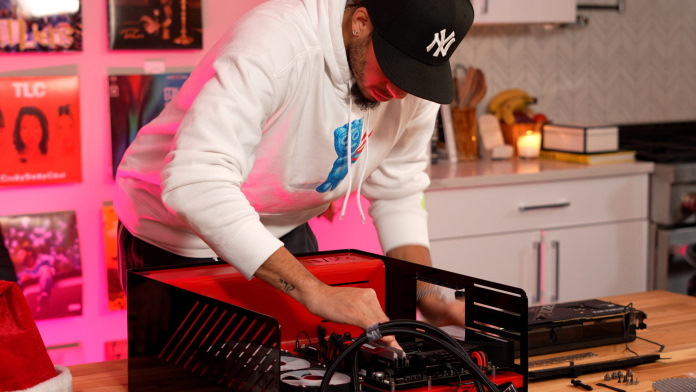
left=426, top=174, right=648, bottom=240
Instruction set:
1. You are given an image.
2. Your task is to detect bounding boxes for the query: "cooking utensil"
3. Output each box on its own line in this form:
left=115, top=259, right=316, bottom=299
left=452, top=64, right=468, bottom=107
left=459, top=66, right=477, bottom=107
left=468, top=68, right=487, bottom=108
left=453, top=66, right=486, bottom=108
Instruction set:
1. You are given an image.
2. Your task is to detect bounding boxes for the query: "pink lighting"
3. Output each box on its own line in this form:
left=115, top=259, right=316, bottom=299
left=1, top=0, right=266, bottom=365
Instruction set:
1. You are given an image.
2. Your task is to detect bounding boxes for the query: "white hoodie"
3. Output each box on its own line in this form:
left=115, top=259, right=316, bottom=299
left=114, top=0, right=439, bottom=279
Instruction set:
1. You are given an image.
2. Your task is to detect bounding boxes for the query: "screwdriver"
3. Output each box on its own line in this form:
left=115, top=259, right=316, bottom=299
left=571, top=379, right=593, bottom=390
left=595, top=383, right=627, bottom=392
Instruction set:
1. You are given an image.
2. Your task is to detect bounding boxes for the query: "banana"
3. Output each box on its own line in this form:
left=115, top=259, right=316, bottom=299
left=487, top=88, right=532, bottom=114
left=503, top=95, right=537, bottom=112
left=494, top=96, right=537, bottom=125
left=490, top=93, right=537, bottom=125
left=496, top=100, right=516, bottom=125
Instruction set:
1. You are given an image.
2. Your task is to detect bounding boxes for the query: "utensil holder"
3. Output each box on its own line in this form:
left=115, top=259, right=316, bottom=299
left=451, top=107, right=479, bottom=161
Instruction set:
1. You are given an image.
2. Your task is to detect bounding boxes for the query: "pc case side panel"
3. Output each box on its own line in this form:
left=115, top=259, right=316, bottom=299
left=127, top=272, right=281, bottom=391
left=380, top=254, right=529, bottom=392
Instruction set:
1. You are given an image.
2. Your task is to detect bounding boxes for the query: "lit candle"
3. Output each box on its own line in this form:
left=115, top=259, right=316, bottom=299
left=517, top=130, right=541, bottom=158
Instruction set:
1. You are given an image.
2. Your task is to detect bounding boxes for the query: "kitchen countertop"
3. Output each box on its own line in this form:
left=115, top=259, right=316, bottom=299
left=427, top=159, right=654, bottom=190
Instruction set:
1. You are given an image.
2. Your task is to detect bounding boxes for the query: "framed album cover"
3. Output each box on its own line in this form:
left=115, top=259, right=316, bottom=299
left=104, top=339, right=127, bottom=360
left=0, top=0, right=83, bottom=52
left=108, top=0, right=202, bottom=50
left=0, top=210, right=83, bottom=321
left=0, top=74, right=82, bottom=186
left=108, top=72, right=189, bottom=176
left=101, top=202, right=124, bottom=311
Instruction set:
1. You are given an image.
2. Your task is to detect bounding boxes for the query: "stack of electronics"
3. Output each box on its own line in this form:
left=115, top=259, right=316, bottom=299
left=126, top=250, right=528, bottom=392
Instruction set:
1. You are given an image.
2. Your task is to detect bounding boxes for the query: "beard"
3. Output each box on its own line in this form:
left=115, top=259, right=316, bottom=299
left=347, top=36, right=380, bottom=111
left=350, top=83, right=379, bottom=111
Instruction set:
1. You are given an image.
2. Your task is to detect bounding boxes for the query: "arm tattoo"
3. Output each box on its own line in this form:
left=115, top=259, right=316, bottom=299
left=279, top=278, right=295, bottom=293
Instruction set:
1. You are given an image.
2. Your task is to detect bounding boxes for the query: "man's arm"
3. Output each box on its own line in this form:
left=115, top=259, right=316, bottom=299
left=386, top=245, right=465, bottom=327
left=253, top=246, right=399, bottom=348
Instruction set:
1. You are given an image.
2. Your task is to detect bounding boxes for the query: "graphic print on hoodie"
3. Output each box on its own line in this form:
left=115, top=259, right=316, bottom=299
left=316, top=118, right=370, bottom=193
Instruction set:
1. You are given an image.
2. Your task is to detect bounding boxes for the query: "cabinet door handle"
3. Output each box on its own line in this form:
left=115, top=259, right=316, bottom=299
left=553, top=241, right=560, bottom=302
left=533, top=241, right=542, bottom=303
left=518, top=201, right=571, bottom=212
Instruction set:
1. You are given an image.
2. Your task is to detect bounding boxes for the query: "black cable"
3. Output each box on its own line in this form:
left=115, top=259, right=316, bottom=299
left=635, top=335, right=665, bottom=352
left=381, top=319, right=495, bottom=389
left=294, top=330, right=313, bottom=350
left=351, top=347, right=360, bottom=391
left=620, top=302, right=641, bottom=357
left=370, top=320, right=489, bottom=389
left=388, top=319, right=465, bottom=349
left=445, top=362, right=463, bottom=392
left=319, top=320, right=502, bottom=392
left=619, top=302, right=665, bottom=355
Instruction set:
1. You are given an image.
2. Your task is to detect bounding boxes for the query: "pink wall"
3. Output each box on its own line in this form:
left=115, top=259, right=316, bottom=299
left=1, top=0, right=382, bottom=366
left=0, top=0, right=265, bottom=365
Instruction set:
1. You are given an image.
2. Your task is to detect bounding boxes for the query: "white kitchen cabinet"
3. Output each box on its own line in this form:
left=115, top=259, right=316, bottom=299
left=470, top=0, right=577, bottom=25
left=428, top=230, right=541, bottom=299
left=545, top=221, right=648, bottom=302
left=426, top=172, right=650, bottom=305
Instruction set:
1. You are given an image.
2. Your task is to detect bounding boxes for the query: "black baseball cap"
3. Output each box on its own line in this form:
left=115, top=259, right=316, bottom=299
left=364, top=0, right=474, bottom=104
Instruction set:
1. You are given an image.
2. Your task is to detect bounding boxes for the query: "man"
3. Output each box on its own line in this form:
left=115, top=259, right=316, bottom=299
left=115, top=0, right=475, bottom=346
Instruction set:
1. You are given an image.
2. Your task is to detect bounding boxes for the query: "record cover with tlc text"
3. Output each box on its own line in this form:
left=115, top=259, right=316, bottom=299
left=0, top=74, right=82, bottom=186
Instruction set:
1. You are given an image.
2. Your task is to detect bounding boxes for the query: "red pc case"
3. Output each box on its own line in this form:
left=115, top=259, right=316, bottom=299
left=126, top=250, right=528, bottom=391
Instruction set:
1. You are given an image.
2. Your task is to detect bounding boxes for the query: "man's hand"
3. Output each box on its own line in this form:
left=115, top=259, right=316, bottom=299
left=254, top=246, right=399, bottom=349
left=387, top=245, right=466, bottom=327
left=302, top=283, right=400, bottom=349
left=418, top=293, right=465, bottom=327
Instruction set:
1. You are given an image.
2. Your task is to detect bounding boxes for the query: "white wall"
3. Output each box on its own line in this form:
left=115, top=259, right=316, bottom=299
left=453, top=0, right=696, bottom=125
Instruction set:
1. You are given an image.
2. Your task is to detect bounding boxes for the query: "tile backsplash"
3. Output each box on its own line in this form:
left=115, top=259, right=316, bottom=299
left=451, top=0, right=696, bottom=125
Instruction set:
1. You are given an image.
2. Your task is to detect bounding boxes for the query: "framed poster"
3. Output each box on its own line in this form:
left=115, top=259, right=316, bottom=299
left=0, top=0, right=82, bottom=52
left=47, top=342, right=85, bottom=366
left=108, top=0, right=202, bottom=50
left=101, top=202, right=125, bottom=311
left=0, top=74, right=82, bottom=186
left=109, top=72, right=189, bottom=176
left=0, top=210, right=83, bottom=321
left=104, top=339, right=127, bottom=360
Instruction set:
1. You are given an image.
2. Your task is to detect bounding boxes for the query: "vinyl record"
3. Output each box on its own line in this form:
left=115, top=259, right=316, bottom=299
left=280, top=355, right=311, bottom=372
left=280, top=369, right=350, bottom=392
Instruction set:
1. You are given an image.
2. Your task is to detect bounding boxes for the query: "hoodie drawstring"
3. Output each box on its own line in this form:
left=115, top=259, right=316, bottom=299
left=339, top=94, right=368, bottom=223
left=339, top=97, right=353, bottom=220
left=355, top=111, right=369, bottom=223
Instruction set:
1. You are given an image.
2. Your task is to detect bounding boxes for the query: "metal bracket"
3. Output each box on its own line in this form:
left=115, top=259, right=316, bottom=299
left=569, top=0, right=625, bottom=27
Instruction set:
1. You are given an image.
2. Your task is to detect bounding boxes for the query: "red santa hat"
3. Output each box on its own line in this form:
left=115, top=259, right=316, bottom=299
left=0, top=281, right=72, bottom=392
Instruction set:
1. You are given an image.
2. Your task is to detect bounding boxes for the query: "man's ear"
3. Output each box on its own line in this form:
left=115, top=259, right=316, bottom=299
left=351, top=7, right=373, bottom=38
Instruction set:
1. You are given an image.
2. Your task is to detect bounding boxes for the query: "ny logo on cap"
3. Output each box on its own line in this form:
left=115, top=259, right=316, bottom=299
left=426, top=29, right=456, bottom=57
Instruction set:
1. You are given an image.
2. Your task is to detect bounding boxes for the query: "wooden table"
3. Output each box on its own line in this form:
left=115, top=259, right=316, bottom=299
left=69, top=290, right=696, bottom=391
